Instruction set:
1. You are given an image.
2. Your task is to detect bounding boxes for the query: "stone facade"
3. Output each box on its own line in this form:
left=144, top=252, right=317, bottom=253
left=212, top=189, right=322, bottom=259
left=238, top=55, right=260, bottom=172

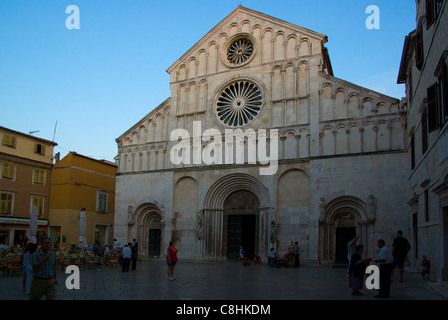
left=115, top=6, right=409, bottom=264
left=398, top=0, right=448, bottom=282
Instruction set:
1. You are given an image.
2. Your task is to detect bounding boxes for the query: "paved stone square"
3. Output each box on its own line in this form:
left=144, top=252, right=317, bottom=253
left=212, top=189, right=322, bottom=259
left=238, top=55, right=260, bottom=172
left=0, top=260, right=446, bottom=300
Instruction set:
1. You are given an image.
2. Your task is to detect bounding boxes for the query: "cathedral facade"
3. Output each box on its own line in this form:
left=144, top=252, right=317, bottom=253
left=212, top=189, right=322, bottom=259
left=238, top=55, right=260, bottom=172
left=114, top=6, right=409, bottom=264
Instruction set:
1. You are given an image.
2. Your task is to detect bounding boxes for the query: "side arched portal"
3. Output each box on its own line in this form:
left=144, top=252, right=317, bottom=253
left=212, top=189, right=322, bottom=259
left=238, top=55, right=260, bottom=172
left=134, top=203, right=165, bottom=258
left=318, top=196, right=375, bottom=264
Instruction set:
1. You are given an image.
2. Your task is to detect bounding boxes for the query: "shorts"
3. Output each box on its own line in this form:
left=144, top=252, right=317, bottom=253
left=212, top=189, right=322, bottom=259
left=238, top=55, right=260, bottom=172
left=392, top=256, right=405, bottom=269
left=167, top=261, right=177, bottom=266
left=95, top=256, right=103, bottom=264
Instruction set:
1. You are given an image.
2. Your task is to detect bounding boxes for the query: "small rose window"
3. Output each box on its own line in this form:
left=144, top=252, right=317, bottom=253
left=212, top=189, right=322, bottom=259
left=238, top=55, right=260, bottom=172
left=226, top=37, right=255, bottom=66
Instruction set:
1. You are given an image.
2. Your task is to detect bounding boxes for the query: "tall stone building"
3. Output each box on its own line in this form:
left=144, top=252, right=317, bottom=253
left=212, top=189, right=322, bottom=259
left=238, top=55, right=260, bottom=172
left=398, top=0, right=448, bottom=282
left=115, top=6, right=408, bottom=264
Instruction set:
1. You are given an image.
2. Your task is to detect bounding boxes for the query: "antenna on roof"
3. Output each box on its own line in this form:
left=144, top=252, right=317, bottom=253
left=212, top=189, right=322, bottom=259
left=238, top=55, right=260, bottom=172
left=29, top=130, right=40, bottom=135
left=53, top=121, right=58, bottom=142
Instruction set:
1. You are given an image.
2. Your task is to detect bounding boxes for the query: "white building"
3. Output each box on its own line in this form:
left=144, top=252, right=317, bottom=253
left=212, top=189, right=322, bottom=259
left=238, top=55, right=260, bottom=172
left=397, top=0, right=448, bottom=282
left=115, top=6, right=409, bottom=264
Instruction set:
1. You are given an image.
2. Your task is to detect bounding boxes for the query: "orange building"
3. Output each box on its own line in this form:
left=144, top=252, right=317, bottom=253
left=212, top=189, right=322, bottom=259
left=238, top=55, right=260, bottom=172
left=49, top=152, right=117, bottom=250
left=0, top=126, right=57, bottom=247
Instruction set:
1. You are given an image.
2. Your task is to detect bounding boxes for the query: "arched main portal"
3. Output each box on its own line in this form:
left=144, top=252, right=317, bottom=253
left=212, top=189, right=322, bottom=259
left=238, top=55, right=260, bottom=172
left=133, top=203, right=165, bottom=258
left=318, top=196, right=374, bottom=264
left=223, top=190, right=260, bottom=260
left=200, top=173, right=272, bottom=261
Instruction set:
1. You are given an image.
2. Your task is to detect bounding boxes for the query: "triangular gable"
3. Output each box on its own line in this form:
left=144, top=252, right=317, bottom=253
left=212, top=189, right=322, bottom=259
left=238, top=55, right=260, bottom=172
left=166, top=5, right=328, bottom=74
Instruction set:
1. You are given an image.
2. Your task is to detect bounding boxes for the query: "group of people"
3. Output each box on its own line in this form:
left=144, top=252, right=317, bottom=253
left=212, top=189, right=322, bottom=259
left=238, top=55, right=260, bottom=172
left=347, top=230, right=424, bottom=298
left=268, top=240, right=300, bottom=268
left=91, top=238, right=139, bottom=273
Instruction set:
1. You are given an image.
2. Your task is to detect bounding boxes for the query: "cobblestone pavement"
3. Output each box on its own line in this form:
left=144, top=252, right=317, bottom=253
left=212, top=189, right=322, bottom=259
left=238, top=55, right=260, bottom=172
left=0, top=260, right=446, bottom=300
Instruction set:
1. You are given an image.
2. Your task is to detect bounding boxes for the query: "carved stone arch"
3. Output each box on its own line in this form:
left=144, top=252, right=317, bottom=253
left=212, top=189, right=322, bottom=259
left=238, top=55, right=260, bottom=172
left=298, top=128, right=310, bottom=158
left=347, top=92, right=360, bottom=118
left=131, top=202, right=165, bottom=258
left=318, top=195, right=375, bottom=264
left=123, top=136, right=131, bottom=147
left=321, top=125, right=335, bottom=156
left=284, top=128, right=297, bottom=137
left=251, top=24, right=261, bottom=32
left=178, top=64, right=187, bottom=81
left=240, top=19, right=251, bottom=33
left=298, top=37, right=310, bottom=56
left=201, top=173, right=272, bottom=261
left=348, top=122, right=362, bottom=153
left=376, top=101, right=389, bottom=114
left=360, top=97, right=374, bottom=117
left=390, top=118, right=405, bottom=150
left=321, top=82, right=333, bottom=93
left=208, top=40, right=218, bottom=73
left=283, top=129, right=298, bottom=159
left=229, top=22, right=240, bottom=34
left=263, top=26, right=274, bottom=35
left=197, top=49, right=207, bottom=76
left=188, top=56, right=197, bottom=79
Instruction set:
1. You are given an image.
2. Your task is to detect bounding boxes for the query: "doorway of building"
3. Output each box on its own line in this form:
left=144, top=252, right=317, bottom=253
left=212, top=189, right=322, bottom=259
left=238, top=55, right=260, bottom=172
left=335, top=227, right=356, bottom=263
left=227, top=214, right=256, bottom=260
left=148, top=229, right=161, bottom=258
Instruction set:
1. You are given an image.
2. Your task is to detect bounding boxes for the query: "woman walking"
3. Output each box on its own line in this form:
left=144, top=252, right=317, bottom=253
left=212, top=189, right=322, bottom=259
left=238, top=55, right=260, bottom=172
left=166, top=241, right=178, bottom=281
left=348, top=244, right=370, bottom=296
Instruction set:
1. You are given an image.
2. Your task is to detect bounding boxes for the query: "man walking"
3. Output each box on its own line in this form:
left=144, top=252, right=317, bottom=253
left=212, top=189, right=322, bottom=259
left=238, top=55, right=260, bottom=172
left=374, top=239, right=393, bottom=298
left=391, top=230, right=411, bottom=282
left=30, top=237, right=58, bottom=300
left=93, top=240, right=105, bottom=272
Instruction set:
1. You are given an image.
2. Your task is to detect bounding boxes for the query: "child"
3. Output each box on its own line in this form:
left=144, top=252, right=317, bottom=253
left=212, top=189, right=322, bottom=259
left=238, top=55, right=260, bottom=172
left=253, top=255, right=262, bottom=264
left=239, top=246, right=244, bottom=260
left=420, top=255, right=430, bottom=280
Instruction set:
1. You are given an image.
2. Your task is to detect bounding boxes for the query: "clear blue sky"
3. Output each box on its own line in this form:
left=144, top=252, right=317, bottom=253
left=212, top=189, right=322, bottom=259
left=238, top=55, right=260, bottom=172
left=0, top=0, right=416, bottom=162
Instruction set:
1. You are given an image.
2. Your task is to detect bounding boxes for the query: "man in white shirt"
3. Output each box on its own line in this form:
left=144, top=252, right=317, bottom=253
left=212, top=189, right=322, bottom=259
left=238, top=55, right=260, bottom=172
left=121, top=244, right=132, bottom=272
left=374, top=239, right=393, bottom=298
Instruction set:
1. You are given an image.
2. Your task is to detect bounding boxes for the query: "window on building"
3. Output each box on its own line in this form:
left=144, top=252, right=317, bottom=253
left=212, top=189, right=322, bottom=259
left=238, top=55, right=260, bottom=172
left=427, top=83, right=439, bottom=132
left=0, top=192, right=13, bottom=214
left=426, top=0, right=444, bottom=29
left=33, top=168, right=45, bottom=185
left=1, top=160, right=15, bottom=180
left=34, top=143, right=46, bottom=156
left=415, top=22, right=424, bottom=70
left=424, top=189, right=429, bottom=222
left=421, top=108, right=429, bottom=154
left=410, top=135, right=416, bottom=170
left=96, top=191, right=108, bottom=213
left=31, top=195, right=44, bottom=217
left=2, top=134, right=16, bottom=148
left=408, top=70, right=413, bottom=102
left=435, top=55, right=448, bottom=126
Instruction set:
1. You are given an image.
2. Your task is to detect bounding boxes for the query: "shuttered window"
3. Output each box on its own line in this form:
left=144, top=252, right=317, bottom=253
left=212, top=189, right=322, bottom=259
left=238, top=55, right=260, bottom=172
left=96, top=191, right=108, bottom=213
left=31, top=196, right=44, bottom=217
left=1, top=161, right=15, bottom=179
left=421, top=110, right=428, bottom=154
left=427, top=83, right=439, bottom=132
left=415, top=23, right=424, bottom=70
left=0, top=193, right=13, bottom=214
left=33, top=168, right=45, bottom=184
left=2, top=134, right=16, bottom=148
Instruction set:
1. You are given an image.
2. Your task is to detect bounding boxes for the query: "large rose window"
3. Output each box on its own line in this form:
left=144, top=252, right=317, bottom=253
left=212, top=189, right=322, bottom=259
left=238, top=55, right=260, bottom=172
left=216, top=80, right=263, bottom=127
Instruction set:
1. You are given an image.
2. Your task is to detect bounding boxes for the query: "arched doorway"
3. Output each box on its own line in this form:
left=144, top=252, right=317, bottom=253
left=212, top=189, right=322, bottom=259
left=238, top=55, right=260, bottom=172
left=200, top=173, right=272, bottom=261
left=223, top=190, right=260, bottom=260
left=133, top=203, right=165, bottom=258
left=318, top=196, right=373, bottom=264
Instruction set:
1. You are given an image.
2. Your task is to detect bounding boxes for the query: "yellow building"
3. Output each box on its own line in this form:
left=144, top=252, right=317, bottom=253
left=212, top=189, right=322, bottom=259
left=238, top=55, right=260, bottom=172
left=0, top=126, right=57, bottom=247
left=49, top=152, right=117, bottom=250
